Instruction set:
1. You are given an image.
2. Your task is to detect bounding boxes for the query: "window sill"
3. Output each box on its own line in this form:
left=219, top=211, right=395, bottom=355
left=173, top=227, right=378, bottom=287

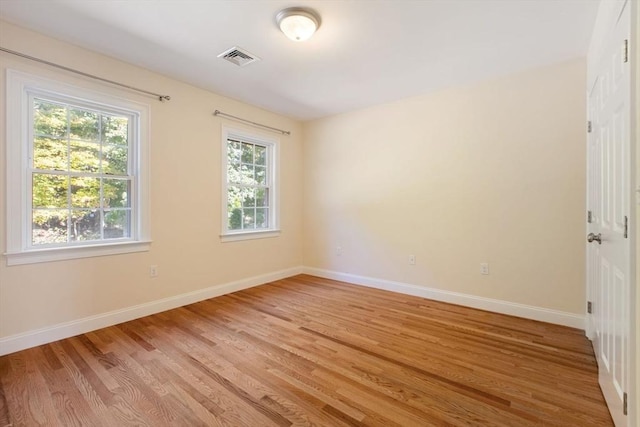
left=220, top=230, right=281, bottom=243
left=4, top=240, right=151, bottom=266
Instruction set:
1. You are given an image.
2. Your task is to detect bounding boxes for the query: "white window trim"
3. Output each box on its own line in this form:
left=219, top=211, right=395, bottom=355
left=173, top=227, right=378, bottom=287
left=220, top=126, right=280, bottom=242
left=5, top=69, right=151, bottom=265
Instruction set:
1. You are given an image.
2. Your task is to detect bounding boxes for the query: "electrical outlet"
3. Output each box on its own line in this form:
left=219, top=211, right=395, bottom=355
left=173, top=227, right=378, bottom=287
left=150, top=265, right=158, bottom=278
left=480, top=263, right=489, bottom=275
left=409, top=255, right=416, bottom=265
left=336, top=245, right=343, bottom=256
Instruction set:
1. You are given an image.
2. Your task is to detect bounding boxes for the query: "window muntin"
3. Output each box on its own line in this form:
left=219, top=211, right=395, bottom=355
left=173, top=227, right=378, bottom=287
left=29, top=97, right=135, bottom=247
left=222, top=129, right=278, bottom=239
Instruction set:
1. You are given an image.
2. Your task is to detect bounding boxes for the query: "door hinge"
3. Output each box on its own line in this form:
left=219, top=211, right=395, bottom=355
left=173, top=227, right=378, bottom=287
left=587, top=301, right=592, bottom=314
left=587, top=210, right=592, bottom=223
left=624, top=216, right=628, bottom=238
left=623, top=39, right=628, bottom=63
left=623, top=391, right=628, bottom=415
left=587, top=120, right=592, bottom=133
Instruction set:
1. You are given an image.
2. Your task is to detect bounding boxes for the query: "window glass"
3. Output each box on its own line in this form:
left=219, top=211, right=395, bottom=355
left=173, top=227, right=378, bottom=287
left=30, top=98, right=133, bottom=246
left=223, top=132, right=277, bottom=237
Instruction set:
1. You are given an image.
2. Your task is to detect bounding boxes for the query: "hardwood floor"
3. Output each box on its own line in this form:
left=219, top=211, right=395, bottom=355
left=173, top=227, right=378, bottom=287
left=0, top=274, right=612, bottom=426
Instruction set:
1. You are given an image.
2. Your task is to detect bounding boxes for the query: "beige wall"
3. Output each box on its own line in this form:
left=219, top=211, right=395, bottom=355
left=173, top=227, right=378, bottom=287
left=0, top=22, right=304, bottom=339
left=303, top=58, right=586, bottom=314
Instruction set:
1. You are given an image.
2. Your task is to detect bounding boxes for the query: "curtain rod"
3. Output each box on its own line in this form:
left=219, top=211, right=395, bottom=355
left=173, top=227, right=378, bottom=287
left=0, top=46, right=171, bottom=102
left=213, top=109, right=291, bottom=136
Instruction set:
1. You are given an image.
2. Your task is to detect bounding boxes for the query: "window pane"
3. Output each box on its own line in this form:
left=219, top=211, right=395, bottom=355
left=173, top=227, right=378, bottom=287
left=103, top=179, right=130, bottom=208
left=256, top=208, right=268, bottom=229
left=70, top=140, right=100, bottom=173
left=101, top=115, right=128, bottom=145
left=103, top=144, right=128, bottom=175
left=255, top=145, right=266, bottom=166
left=256, top=188, right=268, bottom=207
left=228, top=207, right=242, bottom=230
left=69, top=108, right=99, bottom=141
left=228, top=140, right=241, bottom=163
left=34, top=100, right=67, bottom=138
left=241, top=142, right=253, bottom=164
left=242, top=190, right=255, bottom=208
left=241, top=164, right=255, bottom=184
left=228, top=185, right=241, bottom=209
left=255, top=166, right=266, bottom=185
left=104, top=209, right=130, bottom=238
left=33, top=174, right=68, bottom=208
left=71, top=177, right=100, bottom=208
left=243, top=208, right=255, bottom=229
left=32, top=209, right=68, bottom=245
left=34, top=137, right=67, bottom=171
left=227, top=161, right=241, bottom=184
left=70, top=209, right=100, bottom=241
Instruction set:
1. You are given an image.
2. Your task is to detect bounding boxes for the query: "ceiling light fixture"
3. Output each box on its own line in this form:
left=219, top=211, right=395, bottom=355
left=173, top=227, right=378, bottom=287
left=276, top=7, right=321, bottom=42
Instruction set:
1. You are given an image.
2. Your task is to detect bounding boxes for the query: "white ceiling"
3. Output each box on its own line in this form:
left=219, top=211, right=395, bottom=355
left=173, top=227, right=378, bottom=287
left=0, top=0, right=599, bottom=121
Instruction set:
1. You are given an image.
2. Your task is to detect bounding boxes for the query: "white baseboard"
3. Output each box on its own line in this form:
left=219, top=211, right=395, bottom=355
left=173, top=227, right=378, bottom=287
left=0, top=265, right=585, bottom=356
left=303, top=267, right=585, bottom=329
left=0, top=266, right=303, bottom=356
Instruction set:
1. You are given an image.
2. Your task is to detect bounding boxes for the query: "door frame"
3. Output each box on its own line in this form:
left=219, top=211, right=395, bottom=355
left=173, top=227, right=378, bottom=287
left=632, top=0, right=639, bottom=423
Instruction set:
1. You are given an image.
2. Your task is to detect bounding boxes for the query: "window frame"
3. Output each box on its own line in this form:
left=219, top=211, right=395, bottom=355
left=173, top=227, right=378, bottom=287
left=220, top=126, right=280, bottom=242
left=5, top=69, right=151, bottom=265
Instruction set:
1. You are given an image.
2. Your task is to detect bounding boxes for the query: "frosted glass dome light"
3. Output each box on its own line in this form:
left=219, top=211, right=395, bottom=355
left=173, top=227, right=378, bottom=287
left=276, top=8, right=321, bottom=42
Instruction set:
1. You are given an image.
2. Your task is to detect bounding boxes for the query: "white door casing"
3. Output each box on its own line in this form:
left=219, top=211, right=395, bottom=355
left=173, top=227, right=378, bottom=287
left=586, top=1, right=633, bottom=425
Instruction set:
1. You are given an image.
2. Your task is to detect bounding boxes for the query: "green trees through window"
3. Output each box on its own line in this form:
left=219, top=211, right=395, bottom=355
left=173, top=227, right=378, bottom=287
left=226, top=138, right=269, bottom=231
left=31, top=98, right=132, bottom=245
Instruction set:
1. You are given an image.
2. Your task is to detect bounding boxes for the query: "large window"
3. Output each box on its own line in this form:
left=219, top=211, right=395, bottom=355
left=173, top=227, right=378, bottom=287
left=31, top=99, right=133, bottom=245
left=6, top=70, right=150, bottom=265
left=221, top=128, right=279, bottom=241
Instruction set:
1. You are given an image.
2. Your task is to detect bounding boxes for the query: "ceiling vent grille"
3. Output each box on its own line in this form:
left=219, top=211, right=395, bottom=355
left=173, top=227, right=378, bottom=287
left=218, top=47, right=261, bottom=67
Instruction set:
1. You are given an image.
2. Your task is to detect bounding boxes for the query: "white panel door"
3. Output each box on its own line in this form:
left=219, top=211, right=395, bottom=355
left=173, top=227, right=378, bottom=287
left=586, top=1, right=631, bottom=425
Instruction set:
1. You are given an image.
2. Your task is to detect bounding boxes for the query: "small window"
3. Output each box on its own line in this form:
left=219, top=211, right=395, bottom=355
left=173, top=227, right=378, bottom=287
left=221, top=128, right=279, bottom=241
left=5, top=70, right=150, bottom=265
